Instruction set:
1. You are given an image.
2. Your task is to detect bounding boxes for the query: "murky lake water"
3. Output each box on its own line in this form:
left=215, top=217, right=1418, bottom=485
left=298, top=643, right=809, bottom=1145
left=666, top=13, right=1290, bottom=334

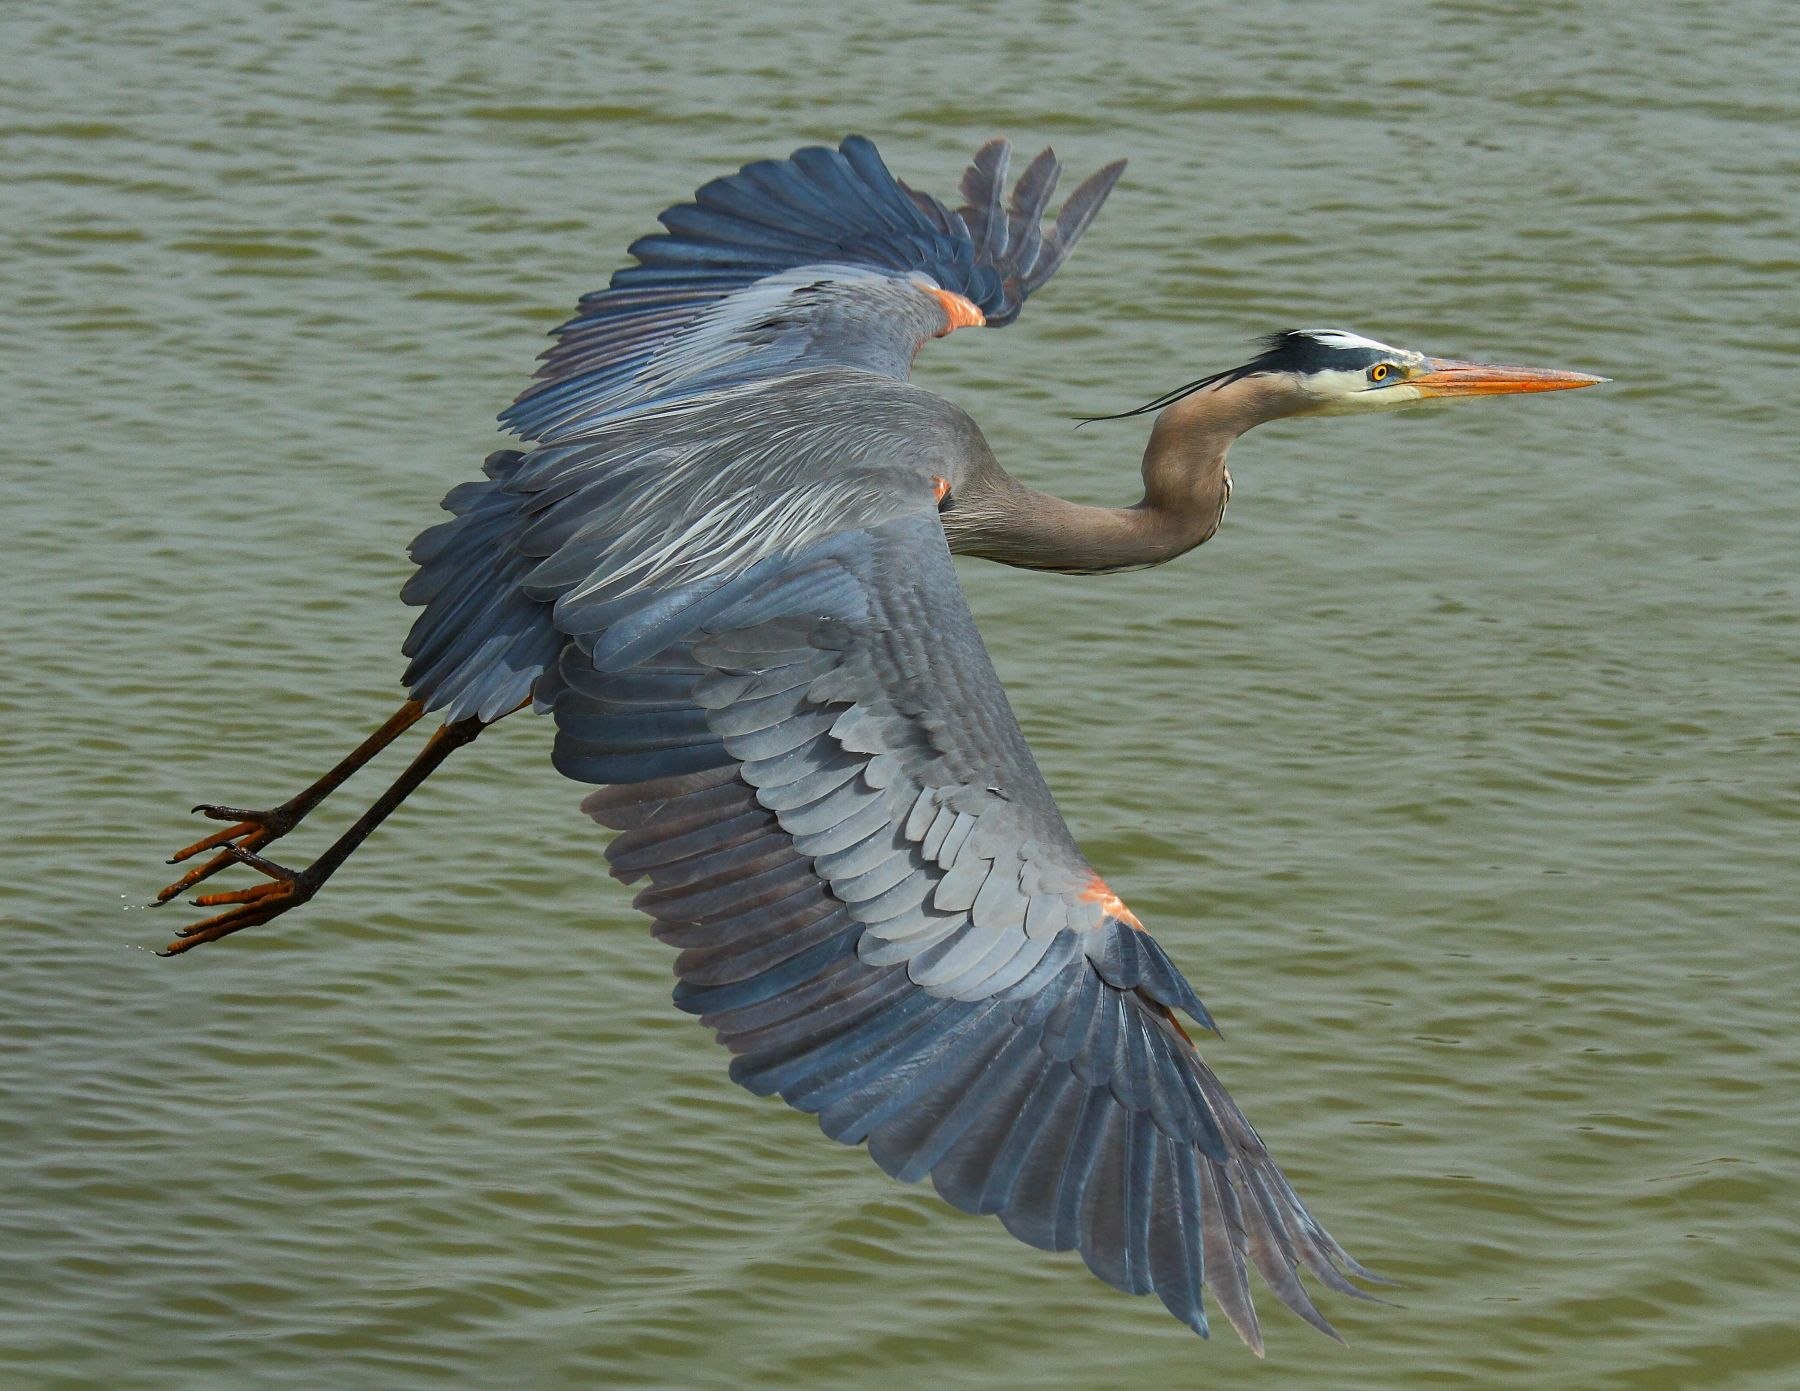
left=4, top=1, right=1797, bottom=1386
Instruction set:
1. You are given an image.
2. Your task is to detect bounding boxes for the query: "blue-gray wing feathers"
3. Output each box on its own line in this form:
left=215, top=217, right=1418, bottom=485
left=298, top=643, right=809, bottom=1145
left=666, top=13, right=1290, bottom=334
left=501, top=136, right=1123, bottom=442
left=562, top=516, right=1373, bottom=1345
left=394, top=136, right=1371, bottom=1347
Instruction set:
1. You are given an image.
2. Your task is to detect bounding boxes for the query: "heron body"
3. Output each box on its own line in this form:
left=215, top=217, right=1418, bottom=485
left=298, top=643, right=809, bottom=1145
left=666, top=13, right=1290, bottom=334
left=156, top=135, right=1603, bottom=1351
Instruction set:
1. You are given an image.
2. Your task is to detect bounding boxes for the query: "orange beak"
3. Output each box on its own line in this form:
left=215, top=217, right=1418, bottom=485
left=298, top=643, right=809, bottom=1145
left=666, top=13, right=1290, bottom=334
left=1408, top=358, right=1609, bottom=397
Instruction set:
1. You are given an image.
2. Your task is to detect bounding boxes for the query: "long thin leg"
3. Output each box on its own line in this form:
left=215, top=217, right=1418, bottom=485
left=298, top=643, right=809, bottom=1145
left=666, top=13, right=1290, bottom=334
left=159, top=714, right=485, bottom=956
left=156, top=700, right=426, bottom=904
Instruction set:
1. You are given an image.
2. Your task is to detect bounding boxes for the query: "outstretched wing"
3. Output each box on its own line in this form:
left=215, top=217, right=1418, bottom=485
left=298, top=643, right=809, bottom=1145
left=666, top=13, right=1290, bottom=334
left=498, top=135, right=1124, bottom=443
left=546, top=512, right=1376, bottom=1349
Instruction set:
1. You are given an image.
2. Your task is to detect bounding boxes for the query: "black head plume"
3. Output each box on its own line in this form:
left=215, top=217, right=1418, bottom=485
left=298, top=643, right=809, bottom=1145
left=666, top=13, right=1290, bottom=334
left=1078, top=329, right=1396, bottom=423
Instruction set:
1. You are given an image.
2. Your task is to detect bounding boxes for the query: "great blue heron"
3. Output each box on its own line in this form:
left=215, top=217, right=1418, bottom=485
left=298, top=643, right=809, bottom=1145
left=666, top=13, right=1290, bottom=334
left=152, top=136, right=1604, bottom=1351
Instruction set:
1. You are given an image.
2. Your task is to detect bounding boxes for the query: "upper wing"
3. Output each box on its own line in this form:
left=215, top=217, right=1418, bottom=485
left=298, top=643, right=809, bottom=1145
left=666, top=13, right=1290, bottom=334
left=402, top=137, right=1124, bottom=724
left=498, top=135, right=1124, bottom=443
left=549, top=512, right=1377, bottom=1349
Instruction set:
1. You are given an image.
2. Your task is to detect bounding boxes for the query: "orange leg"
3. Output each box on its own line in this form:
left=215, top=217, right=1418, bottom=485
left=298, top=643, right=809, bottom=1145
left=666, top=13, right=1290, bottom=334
left=159, top=715, right=486, bottom=956
left=155, top=700, right=425, bottom=904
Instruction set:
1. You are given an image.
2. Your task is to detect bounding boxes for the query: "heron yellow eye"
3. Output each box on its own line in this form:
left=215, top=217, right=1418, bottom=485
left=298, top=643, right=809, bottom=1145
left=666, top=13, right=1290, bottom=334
left=1368, top=363, right=1392, bottom=383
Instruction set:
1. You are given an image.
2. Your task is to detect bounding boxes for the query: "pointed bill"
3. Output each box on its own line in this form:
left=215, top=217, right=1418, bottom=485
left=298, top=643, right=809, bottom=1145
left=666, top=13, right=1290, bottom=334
left=1409, top=359, right=1609, bottom=397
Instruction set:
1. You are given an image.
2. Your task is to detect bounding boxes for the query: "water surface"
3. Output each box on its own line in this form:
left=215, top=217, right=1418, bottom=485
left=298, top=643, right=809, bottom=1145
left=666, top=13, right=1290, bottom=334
left=3, top=2, right=1797, bottom=1387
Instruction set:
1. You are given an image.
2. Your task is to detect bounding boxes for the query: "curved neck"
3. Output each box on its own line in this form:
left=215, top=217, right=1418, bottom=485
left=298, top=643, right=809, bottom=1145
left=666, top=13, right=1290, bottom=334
left=946, top=375, right=1299, bottom=574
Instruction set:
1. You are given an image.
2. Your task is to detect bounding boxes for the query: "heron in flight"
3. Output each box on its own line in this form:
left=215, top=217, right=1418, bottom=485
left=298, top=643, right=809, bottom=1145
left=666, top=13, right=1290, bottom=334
left=153, top=136, right=1604, bottom=1351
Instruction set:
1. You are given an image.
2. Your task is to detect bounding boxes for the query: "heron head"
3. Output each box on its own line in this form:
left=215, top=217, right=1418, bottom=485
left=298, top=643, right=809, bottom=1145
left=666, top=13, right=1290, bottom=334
left=1090, top=328, right=1606, bottom=426
left=1242, top=328, right=1608, bottom=417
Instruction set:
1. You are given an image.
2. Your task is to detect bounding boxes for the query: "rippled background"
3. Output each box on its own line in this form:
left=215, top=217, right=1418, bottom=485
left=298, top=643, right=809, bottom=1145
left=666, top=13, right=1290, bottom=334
left=4, top=1, right=1796, bottom=1386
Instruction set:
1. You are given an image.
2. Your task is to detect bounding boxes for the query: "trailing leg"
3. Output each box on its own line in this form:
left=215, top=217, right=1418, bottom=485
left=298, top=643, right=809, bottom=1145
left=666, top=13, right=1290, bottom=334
left=156, top=700, right=427, bottom=903
left=159, top=714, right=486, bottom=956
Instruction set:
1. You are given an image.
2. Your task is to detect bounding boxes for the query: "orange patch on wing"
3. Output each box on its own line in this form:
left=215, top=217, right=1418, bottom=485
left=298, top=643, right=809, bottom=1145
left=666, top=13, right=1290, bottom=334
left=1081, top=874, right=1144, bottom=931
left=931, top=474, right=951, bottom=503
left=1146, top=997, right=1195, bottom=1046
left=928, top=287, right=986, bottom=336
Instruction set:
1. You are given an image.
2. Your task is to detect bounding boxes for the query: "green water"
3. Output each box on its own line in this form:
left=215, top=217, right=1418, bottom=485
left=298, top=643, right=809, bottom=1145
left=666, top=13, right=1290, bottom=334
left=4, top=1, right=1796, bottom=1387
